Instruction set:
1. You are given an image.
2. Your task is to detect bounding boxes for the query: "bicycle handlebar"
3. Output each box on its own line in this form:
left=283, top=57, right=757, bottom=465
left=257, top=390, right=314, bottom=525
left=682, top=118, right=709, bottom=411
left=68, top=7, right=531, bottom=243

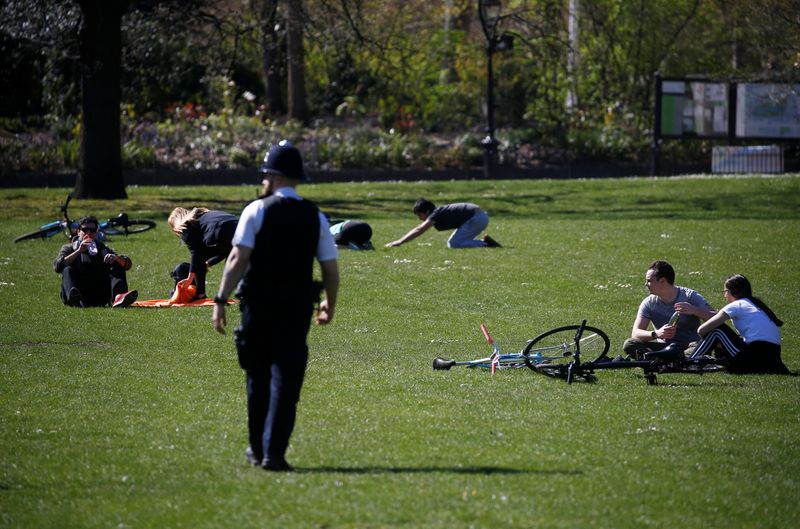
left=61, top=194, right=73, bottom=225
left=61, top=194, right=72, bottom=214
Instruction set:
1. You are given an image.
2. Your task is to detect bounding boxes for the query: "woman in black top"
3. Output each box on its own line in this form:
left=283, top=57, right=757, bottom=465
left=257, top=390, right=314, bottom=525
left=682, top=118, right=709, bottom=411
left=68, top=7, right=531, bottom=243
left=168, top=207, right=238, bottom=299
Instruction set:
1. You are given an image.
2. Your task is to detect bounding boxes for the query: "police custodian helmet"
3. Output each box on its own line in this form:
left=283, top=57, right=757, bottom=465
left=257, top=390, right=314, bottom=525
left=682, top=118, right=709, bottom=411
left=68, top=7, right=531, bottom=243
left=259, top=140, right=310, bottom=182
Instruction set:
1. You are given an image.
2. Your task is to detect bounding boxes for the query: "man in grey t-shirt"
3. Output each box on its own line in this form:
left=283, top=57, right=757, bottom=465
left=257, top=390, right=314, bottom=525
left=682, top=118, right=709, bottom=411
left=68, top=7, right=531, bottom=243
left=385, top=198, right=501, bottom=249
left=622, top=260, right=716, bottom=359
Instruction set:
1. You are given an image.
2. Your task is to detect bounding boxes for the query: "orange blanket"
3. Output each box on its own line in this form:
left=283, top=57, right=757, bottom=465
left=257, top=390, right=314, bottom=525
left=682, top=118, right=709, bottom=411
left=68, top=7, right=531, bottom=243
left=132, top=298, right=237, bottom=308
left=132, top=277, right=238, bottom=307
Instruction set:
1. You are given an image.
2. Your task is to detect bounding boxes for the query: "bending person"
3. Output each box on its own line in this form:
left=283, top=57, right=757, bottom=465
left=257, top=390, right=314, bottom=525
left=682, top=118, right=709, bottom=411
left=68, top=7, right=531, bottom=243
left=329, top=219, right=374, bottom=250
left=692, top=274, right=791, bottom=374
left=385, top=198, right=501, bottom=249
left=168, top=207, right=238, bottom=300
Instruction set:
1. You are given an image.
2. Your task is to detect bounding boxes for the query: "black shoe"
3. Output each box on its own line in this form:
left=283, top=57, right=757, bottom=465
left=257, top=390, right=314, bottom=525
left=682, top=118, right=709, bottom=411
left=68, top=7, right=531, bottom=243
left=261, top=457, right=294, bottom=472
left=245, top=447, right=262, bottom=467
left=67, top=287, right=82, bottom=307
left=482, top=235, right=502, bottom=248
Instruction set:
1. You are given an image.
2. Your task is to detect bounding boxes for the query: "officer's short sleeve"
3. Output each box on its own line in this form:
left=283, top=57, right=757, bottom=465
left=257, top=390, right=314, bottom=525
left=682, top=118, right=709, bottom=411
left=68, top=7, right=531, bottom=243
left=317, top=213, right=338, bottom=262
left=232, top=201, right=262, bottom=249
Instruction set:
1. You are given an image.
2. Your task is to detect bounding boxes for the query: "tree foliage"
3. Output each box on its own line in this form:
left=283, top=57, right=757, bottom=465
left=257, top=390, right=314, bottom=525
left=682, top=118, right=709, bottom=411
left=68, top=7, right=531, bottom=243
left=1, top=0, right=798, bottom=174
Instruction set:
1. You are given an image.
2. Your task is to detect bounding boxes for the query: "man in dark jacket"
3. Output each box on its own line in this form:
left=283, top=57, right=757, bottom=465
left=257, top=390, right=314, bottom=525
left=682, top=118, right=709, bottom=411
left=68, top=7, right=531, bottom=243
left=53, top=216, right=138, bottom=308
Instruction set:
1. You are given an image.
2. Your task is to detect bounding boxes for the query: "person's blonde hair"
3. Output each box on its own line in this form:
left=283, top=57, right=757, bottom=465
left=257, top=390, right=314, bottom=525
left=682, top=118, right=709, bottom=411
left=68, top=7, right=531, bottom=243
left=168, top=207, right=209, bottom=235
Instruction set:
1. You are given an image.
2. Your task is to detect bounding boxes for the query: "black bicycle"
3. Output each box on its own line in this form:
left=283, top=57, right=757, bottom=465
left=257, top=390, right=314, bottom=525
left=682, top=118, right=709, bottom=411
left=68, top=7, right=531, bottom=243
left=14, top=194, right=156, bottom=243
left=526, top=320, right=726, bottom=385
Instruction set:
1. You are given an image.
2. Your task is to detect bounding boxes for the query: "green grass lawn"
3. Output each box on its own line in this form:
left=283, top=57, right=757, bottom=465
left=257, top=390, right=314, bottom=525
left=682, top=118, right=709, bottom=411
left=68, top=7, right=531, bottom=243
left=1, top=175, right=799, bottom=529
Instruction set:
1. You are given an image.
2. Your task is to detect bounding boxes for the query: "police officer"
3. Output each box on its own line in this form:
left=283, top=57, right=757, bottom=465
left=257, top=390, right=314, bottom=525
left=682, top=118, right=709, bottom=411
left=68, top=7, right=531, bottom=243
left=212, top=140, right=339, bottom=472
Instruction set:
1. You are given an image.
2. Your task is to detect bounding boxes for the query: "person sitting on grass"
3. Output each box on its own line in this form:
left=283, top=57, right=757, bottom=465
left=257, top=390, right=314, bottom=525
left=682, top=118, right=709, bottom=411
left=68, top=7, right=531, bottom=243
left=53, top=215, right=137, bottom=308
left=690, top=274, right=792, bottom=374
left=385, top=198, right=501, bottom=249
left=622, top=260, right=715, bottom=359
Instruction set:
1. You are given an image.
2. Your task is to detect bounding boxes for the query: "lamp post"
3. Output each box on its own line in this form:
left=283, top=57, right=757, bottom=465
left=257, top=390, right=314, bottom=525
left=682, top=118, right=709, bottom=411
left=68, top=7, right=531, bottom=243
left=478, top=0, right=509, bottom=178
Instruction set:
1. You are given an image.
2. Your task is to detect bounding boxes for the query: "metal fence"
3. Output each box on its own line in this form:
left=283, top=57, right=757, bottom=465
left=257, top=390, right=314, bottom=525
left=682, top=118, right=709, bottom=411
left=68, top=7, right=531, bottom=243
left=711, top=145, right=784, bottom=174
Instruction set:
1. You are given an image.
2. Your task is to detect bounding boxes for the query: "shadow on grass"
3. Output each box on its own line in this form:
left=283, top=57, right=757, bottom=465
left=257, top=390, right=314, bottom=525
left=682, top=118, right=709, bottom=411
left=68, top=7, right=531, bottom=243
left=293, top=465, right=583, bottom=476
left=650, top=375, right=796, bottom=387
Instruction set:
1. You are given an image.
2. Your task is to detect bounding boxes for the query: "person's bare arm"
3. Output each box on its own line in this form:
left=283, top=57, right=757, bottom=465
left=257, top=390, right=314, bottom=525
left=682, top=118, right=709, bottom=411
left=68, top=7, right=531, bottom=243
left=698, top=310, right=730, bottom=337
left=212, top=245, right=252, bottom=334
left=630, top=314, right=676, bottom=341
left=385, top=219, right=433, bottom=247
left=674, top=301, right=716, bottom=322
left=316, top=259, right=339, bottom=325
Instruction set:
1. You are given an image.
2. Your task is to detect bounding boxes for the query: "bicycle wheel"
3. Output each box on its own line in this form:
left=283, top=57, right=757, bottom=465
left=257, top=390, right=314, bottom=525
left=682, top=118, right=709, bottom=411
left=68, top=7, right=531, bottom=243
left=14, top=225, right=63, bottom=242
left=103, top=219, right=156, bottom=236
left=523, top=324, right=610, bottom=371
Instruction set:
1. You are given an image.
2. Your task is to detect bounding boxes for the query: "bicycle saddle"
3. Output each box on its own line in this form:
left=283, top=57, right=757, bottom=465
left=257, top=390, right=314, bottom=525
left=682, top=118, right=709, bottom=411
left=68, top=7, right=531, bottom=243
left=644, top=343, right=683, bottom=362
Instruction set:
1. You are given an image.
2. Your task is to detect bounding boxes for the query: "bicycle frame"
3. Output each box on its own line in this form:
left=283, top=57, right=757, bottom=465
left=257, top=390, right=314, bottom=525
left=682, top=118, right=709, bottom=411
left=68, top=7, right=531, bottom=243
left=533, top=332, right=727, bottom=385
left=432, top=324, right=525, bottom=371
left=14, top=194, right=155, bottom=243
left=432, top=323, right=590, bottom=372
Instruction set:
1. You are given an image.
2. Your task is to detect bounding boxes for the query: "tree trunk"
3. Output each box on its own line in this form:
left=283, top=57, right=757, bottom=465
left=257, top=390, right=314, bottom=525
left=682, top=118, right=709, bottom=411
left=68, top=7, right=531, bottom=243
left=258, top=0, right=285, bottom=115
left=74, top=0, right=127, bottom=199
left=566, top=0, right=579, bottom=110
left=285, top=0, right=307, bottom=123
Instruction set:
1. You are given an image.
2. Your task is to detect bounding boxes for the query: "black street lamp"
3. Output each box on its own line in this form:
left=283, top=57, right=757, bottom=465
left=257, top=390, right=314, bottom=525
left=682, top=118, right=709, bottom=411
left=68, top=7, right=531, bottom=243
left=478, top=0, right=512, bottom=178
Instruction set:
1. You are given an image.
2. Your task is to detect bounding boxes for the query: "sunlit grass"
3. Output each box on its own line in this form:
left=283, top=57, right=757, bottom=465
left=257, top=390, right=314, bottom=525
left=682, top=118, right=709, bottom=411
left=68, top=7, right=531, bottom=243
left=1, top=175, right=799, bottom=529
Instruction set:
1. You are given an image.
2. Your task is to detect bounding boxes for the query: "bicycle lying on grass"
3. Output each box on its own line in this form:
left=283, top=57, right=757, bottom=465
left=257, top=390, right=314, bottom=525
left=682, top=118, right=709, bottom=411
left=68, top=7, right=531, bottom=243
left=14, top=194, right=156, bottom=243
left=527, top=321, right=727, bottom=385
left=432, top=322, right=611, bottom=374
left=433, top=320, right=726, bottom=385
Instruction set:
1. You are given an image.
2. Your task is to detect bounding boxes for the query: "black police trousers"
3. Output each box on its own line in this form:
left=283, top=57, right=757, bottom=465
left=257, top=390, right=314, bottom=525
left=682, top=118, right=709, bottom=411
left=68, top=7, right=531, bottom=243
left=236, top=295, right=313, bottom=463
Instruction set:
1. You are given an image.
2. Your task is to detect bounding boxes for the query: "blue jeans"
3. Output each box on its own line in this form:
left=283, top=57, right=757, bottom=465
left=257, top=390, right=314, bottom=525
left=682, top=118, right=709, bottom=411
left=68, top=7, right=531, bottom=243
left=447, top=211, right=489, bottom=248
